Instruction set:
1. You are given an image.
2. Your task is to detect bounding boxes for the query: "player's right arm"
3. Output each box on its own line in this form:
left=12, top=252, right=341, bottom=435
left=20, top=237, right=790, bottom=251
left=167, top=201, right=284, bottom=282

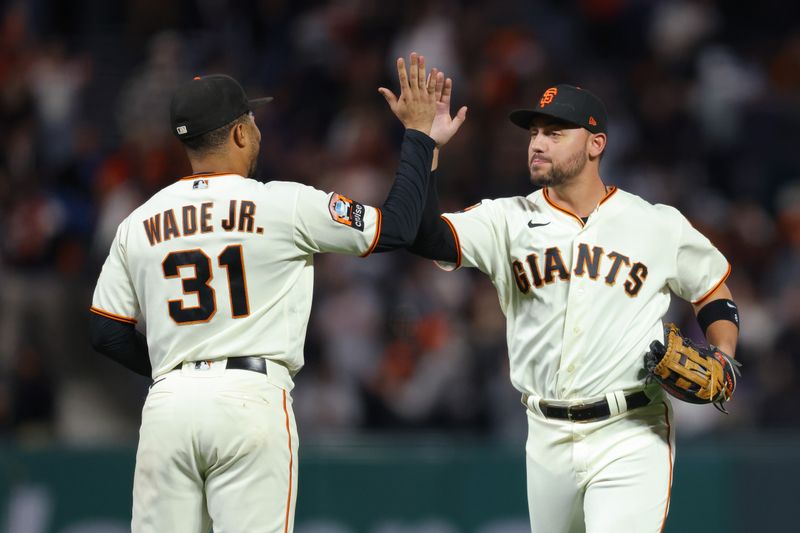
left=89, top=313, right=152, bottom=377
left=89, top=219, right=153, bottom=377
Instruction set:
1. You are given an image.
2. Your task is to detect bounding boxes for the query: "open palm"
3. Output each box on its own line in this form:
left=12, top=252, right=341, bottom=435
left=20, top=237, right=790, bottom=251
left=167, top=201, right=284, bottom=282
left=430, top=71, right=468, bottom=147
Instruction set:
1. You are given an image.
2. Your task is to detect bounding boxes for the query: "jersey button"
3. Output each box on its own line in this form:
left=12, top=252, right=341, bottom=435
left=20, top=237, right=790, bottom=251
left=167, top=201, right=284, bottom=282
left=573, top=326, right=581, bottom=335
left=567, top=364, right=575, bottom=373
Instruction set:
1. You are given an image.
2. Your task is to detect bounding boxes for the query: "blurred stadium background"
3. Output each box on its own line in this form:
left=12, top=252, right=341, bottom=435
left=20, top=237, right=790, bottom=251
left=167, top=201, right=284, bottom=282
left=0, top=0, right=799, bottom=531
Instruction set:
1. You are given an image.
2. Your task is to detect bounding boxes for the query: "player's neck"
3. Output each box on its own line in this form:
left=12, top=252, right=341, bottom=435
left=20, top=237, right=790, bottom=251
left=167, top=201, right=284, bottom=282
left=188, top=154, right=248, bottom=178
left=547, top=173, right=607, bottom=218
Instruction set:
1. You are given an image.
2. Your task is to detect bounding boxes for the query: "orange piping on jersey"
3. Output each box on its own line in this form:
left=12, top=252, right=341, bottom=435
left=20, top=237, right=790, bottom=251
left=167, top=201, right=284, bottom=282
left=598, top=186, right=618, bottom=205
left=283, top=390, right=294, bottom=533
left=441, top=215, right=462, bottom=269
left=89, top=306, right=138, bottom=324
left=542, top=188, right=584, bottom=227
left=542, top=186, right=618, bottom=227
left=691, top=262, right=732, bottom=305
left=659, top=402, right=674, bottom=533
left=178, top=171, right=237, bottom=181
left=361, top=207, right=383, bottom=257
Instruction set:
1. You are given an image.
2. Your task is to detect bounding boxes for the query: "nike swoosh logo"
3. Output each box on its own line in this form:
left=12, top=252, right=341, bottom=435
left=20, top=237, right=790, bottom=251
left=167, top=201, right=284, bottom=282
left=528, top=221, right=551, bottom=228
left=726, top=302, right=736, bottom=308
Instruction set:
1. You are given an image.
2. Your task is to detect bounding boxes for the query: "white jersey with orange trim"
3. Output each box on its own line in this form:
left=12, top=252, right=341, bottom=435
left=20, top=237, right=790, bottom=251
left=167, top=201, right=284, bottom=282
left=439, top=186, right=729, bottom=401
left=91, top=172, right=382, bottom=378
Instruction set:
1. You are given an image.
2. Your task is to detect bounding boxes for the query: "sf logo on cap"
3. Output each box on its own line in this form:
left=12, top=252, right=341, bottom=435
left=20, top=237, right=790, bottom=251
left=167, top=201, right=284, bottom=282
left=539, top=87, right=558, bottom=107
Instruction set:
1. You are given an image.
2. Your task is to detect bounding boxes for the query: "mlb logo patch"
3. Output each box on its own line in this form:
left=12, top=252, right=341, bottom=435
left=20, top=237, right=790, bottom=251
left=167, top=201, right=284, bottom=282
left=193, top=179, right=208, bottom=189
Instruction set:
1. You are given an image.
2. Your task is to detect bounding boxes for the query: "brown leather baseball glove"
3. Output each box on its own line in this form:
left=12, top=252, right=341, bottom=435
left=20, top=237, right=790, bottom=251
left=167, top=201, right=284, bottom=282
left=644, top=323, right=741, bottom=413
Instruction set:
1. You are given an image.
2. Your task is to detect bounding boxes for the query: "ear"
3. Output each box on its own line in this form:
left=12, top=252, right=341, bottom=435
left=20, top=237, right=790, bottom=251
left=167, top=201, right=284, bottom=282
left=588, top=132, right=606, bottom=159
left=232, top=122, right=248, bottom=149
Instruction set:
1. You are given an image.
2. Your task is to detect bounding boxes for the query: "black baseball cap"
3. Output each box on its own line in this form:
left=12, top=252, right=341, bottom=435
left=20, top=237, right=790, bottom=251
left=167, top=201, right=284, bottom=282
left=509, top=84, right=607, bottom=134
left=170, top=74, right=273, bottom=140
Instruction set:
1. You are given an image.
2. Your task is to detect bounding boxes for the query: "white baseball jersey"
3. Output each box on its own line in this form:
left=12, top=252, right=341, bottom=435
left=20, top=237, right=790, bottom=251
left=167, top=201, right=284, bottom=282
left=440, top=186, right=730, bottom=401
left=91, top=172, right=382, bottom=378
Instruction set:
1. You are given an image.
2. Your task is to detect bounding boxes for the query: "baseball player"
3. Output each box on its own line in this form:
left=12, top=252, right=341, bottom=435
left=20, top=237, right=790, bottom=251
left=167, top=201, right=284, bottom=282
left=401, top=83, right=740, bottom=532
left=89, top=54, right=447, bottom=533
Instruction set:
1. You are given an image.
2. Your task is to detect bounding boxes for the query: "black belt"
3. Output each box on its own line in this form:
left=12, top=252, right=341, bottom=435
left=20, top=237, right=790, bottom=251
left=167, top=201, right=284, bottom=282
left=172, top=356, right=268, bottom=375
left=537, top=390, right=650, bottom=422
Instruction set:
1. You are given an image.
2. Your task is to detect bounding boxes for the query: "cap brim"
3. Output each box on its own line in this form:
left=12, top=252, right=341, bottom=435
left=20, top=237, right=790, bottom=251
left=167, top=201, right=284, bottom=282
left=249, top=96, right=274, bottom=109
left=509, top=109, right=581, bottom=130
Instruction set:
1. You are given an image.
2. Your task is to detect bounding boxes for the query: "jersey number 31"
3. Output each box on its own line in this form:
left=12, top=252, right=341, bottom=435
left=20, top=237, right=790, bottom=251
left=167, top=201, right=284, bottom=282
left=162, top=245, right=249, bottom=325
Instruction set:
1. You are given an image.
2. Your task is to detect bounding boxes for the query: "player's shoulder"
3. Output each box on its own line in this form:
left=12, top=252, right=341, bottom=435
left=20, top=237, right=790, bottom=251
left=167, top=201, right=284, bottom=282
left=525, top=188, right=547, bottom=208
left=220, top=177, right=308, bottom=201
left=259, top=179, right=313, bottom=196
left=451, top=195, right=530, bottom=215
left=493, top=195, right=532, bottom=210
left=611, top=188, right=684, bottom=221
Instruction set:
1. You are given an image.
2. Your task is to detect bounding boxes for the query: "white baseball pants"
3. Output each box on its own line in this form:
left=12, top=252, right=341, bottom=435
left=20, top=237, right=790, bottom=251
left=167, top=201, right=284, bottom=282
left=525, top=397, right=674, bottom=533
left=131, top=359, right=298, bottom=533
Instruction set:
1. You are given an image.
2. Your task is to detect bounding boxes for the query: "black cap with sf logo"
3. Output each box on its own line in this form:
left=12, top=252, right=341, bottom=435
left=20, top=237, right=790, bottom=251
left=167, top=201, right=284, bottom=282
left=170, top=74, right=273, bottom=140
left=509, top=84, right=607, bottom=134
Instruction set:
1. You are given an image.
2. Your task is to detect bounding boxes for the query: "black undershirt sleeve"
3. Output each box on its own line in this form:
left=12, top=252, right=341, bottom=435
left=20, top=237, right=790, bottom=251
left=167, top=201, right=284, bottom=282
left=89, top=312, right=152, bottom=377
left=407, top=169, right=458, bottom=262
left=373, top=129, right=436, bottom=252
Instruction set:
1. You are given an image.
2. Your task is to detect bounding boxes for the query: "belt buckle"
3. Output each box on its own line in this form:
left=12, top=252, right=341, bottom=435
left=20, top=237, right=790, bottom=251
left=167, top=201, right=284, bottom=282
left=567, top=403, right=584, bottom=422
left=567, top=402, right=591, bottom=422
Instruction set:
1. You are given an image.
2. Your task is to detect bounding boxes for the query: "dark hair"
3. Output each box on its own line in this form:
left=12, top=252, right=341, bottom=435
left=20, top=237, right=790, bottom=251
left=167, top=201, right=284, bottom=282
left=181, top=113, right=249, bottom=154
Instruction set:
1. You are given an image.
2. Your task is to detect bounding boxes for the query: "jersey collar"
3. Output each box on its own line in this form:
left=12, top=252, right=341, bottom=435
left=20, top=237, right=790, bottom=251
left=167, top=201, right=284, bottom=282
left=542, top=186, right=618, bottom=227
left=178, top=171, right=241, bottom=181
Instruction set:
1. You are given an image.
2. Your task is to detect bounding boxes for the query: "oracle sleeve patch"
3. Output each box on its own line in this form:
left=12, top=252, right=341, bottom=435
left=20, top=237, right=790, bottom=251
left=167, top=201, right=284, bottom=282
left=328, top=193, right=365, bottom=231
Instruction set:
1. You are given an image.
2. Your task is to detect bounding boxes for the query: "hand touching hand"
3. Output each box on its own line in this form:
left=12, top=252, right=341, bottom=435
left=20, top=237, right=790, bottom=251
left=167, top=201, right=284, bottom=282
left=378, top=52, right=437, bottom=135
left=429, top=74, right=467, bottom=147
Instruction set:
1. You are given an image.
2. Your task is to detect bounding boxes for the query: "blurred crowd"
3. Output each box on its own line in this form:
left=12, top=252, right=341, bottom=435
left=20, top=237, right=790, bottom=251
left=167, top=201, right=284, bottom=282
left=0, top=0, right=799, bottom=446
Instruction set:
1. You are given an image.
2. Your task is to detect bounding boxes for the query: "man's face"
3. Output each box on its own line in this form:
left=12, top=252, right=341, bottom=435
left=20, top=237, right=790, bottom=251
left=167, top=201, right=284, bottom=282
left=527, top=117, right=589, bottom=187
left=246, top=112, right=261, bottom=179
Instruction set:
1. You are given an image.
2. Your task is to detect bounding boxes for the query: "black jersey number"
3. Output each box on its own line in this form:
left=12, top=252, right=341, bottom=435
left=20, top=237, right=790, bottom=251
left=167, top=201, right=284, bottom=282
left=162, top=245, right=250, bottom=325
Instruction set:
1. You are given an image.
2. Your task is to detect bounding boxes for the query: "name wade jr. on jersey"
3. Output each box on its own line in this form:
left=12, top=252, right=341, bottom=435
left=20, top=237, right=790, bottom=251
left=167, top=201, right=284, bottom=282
left=143, top=199, right=264, bottom=246
left=511, top=243, right=648, bottom=297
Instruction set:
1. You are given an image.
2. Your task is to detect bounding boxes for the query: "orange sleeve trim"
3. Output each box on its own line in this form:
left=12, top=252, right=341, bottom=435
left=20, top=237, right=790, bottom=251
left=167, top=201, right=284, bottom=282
left=691, top=262, right=732, bottom=305
left=440, top=215, right=462, bottom=269
left=659, top=402, right=673, bottom=533
left=89, top=306, right=138, bottom=325
left=361, top=207, right=383, bottom=257
left=282, top=390, right=294, bottom=533
left=178, top=171, right=236, bottom=181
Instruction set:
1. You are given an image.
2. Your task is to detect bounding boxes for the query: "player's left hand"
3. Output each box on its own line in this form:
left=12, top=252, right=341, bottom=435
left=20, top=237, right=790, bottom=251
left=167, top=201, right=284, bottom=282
left=645, top=323, right=742, bottom=413
left=429, top=72, right=467, bottom=148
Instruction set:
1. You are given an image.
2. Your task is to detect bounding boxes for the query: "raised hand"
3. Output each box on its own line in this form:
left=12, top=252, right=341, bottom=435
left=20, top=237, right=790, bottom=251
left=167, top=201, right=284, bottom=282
left=378, top=52, right=438, bottom=135
left=429, top=74, right=467, bottom=148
